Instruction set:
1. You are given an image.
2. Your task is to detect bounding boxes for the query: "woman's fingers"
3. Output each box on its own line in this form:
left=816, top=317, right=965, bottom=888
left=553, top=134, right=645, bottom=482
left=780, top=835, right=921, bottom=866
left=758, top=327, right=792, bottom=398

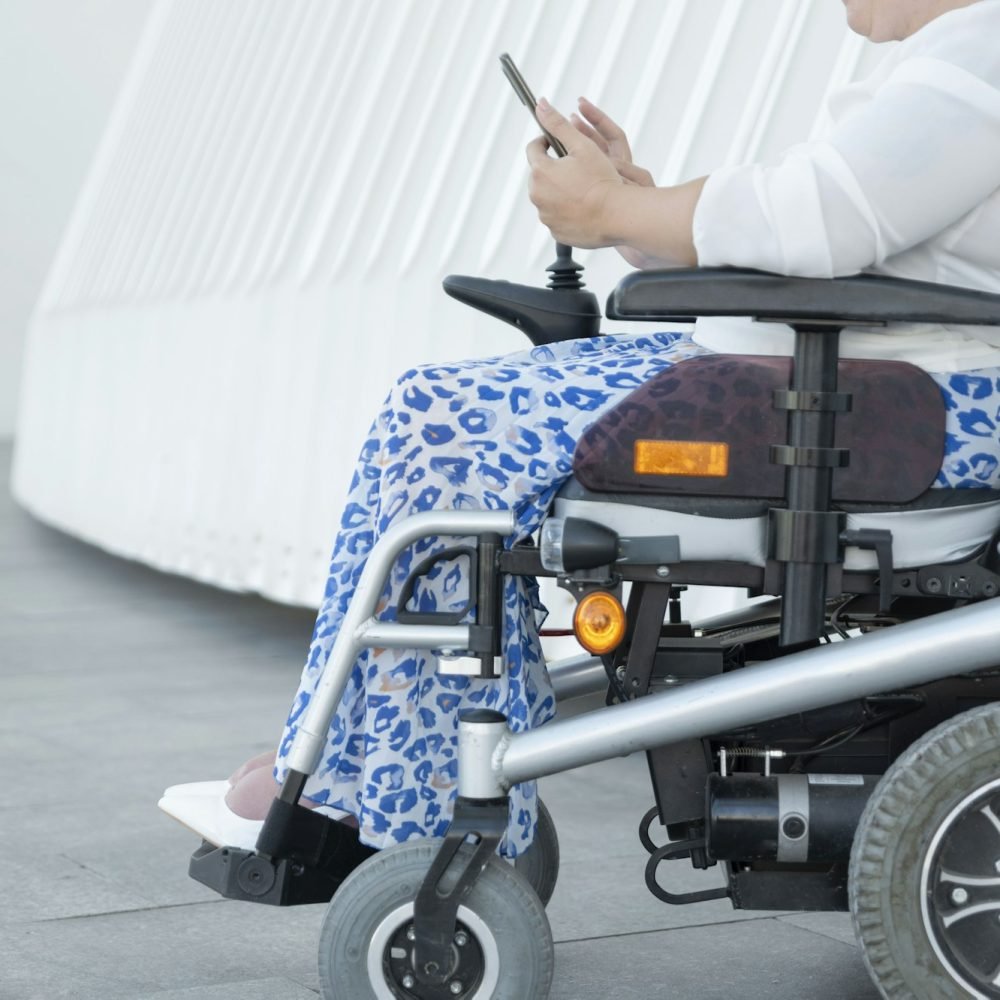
left=570, top=113, right=609, bottom=155
left=535, top=97, right=586, bottom=154
left=578, top=96, right=632, bottom=162
left=614, top=159, right=655, bottom=187
left=525, top=134, right=551, bottom=167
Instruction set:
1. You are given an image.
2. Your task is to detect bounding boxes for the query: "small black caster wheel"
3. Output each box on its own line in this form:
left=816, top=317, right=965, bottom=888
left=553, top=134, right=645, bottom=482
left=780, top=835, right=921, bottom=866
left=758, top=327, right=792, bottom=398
left=850, top=701, right=1000, bottom=999
left=318, top=839, right=554, bottom=999
left=512, top=798, right=559, bottom=906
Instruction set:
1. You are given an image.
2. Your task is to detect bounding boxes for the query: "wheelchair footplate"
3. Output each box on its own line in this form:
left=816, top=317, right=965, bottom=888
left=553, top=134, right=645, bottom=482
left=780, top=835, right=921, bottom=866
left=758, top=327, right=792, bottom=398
left=189, top=799, right=375, bottom=906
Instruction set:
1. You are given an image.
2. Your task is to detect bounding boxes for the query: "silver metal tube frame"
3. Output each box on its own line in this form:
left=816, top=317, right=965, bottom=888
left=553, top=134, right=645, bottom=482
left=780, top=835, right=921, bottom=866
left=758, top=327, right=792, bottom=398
left=496, top=598, right=1000, bottom=787
left=286, top=510, right=516, bottom=776
left=546, top=653, right=607, bottom=702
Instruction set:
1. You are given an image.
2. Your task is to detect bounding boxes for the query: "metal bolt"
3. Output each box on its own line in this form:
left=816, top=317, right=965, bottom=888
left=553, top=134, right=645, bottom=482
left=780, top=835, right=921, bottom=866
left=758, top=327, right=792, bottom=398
left=449, top=982, right=464, bottom=996
left=950, top=887, right=969, bottom=906
left=406, top=925, right=416, bottom=942
left=656, top=565, right=671, bottom=578
left=926, top=577, right=943, bottom=594
left=402, top=974, right=416, bottom=989
left=454, top=931, right=468, bottom=947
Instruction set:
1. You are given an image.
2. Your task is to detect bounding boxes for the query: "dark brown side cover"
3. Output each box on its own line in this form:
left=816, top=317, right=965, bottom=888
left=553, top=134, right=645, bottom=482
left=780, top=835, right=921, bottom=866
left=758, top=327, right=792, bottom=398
left=572, top=355, right=944, bottom=503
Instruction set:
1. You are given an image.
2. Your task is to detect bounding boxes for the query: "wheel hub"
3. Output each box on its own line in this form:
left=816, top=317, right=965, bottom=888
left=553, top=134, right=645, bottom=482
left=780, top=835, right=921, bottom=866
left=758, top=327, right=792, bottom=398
left=383, top=919, right=485, bottom=1000
left=922, top=776, right=1000, bottom=999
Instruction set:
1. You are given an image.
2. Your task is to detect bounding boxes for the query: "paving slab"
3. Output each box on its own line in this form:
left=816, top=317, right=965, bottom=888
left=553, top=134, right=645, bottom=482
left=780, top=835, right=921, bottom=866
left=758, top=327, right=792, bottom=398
left=4, top=901, right=324, bottom=999
left=777, top=910, right=861, bottom=948
left=550, top=917, right=880, bottom=1000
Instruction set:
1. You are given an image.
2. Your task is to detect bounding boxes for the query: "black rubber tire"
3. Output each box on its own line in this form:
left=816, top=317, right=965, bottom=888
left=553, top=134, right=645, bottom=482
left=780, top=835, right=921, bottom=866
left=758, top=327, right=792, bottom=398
left=512, top=798, right=560, bottom=906
left=318, top=839, right=554, bottom=1000
left=849, top=701, right=1000, bottom=1000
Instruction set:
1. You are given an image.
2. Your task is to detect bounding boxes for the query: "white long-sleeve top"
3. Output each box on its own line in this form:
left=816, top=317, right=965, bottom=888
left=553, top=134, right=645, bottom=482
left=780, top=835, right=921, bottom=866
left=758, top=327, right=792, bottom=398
left=691, top=0, right=1000, bottom=373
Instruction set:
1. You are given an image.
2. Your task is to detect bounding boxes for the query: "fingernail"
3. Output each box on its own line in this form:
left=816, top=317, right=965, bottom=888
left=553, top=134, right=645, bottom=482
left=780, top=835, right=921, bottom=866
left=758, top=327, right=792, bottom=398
left=538, top=97, right=551, bottom=112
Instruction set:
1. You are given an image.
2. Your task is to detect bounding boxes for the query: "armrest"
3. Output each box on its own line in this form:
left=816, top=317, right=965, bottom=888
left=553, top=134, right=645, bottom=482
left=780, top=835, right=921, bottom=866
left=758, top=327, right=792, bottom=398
left=606, top=267, right=1000, bottom=327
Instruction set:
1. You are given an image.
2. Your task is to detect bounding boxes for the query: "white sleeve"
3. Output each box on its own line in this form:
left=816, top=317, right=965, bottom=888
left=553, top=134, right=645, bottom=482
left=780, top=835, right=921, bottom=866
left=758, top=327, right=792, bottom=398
left=693, top=56, right=1000, bottom=278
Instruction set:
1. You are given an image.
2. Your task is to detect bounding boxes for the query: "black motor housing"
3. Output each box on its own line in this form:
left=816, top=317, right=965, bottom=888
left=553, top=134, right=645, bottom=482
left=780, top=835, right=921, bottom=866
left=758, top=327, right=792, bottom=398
left=706, top=773, right=879, bottom=864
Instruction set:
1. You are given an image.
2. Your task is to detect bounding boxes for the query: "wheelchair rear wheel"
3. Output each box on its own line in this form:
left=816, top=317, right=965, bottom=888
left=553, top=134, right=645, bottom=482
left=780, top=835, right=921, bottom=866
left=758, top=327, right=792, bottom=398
left=317, top=839, right=554, bottom=1000
left=850, top=701, right=1000, bottom=999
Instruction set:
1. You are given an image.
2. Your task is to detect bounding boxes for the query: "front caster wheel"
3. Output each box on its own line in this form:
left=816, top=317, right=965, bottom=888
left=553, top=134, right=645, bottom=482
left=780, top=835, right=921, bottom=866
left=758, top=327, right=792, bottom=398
left=318, top=839, right=554, bottom=1000
left=850, top=701, right=1000, bottom=999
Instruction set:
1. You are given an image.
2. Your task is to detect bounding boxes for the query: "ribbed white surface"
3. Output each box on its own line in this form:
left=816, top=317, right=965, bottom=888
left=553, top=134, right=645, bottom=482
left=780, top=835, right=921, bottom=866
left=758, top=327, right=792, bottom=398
left=14, top=0, right=882, bottom=608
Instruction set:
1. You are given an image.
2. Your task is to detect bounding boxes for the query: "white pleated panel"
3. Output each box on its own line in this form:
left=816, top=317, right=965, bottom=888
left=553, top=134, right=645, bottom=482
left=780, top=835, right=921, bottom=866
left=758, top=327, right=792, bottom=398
left=14, top=0, right=885, bottom=610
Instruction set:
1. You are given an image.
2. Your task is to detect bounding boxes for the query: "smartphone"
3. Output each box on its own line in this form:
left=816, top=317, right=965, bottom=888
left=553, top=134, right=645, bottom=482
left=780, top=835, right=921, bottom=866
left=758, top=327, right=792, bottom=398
left=499, top=52, right=568, bottom=158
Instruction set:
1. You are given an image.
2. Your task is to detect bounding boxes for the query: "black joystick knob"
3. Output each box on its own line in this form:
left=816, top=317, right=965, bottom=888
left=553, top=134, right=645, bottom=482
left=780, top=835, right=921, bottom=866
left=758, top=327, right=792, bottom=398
left=547, top=242, right=587, bottom=291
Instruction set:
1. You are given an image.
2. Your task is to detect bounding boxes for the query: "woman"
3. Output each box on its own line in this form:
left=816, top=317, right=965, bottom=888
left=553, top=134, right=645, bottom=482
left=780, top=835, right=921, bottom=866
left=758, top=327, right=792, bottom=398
left=161, top=0, right=1000, bottom=856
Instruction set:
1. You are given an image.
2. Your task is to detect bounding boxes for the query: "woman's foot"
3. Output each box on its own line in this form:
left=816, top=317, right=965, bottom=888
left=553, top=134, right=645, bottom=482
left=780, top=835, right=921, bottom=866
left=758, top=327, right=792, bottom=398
left=159, top=753, right=278, bottom=848
left=158, top=751, right=357, bottom=848
left=161, top=749, right=274, bottom=801
left=226, top=750, right=277, bottom=787
left=158, top=785, right=265, bottom=849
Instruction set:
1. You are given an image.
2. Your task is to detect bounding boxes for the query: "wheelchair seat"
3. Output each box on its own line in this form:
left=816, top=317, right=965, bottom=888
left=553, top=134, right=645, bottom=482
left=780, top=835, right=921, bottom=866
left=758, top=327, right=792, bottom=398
left=554, top=477, right=1000, bottom=572
left=555, top=348, right=1000, bottom=573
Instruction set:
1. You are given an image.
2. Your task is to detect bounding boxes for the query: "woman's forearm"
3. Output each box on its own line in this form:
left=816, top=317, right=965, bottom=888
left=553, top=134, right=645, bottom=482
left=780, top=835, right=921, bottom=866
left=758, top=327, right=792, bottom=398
left=603, top=178, right=707, bottom=268
left=528, top=101, right=706, bottom=266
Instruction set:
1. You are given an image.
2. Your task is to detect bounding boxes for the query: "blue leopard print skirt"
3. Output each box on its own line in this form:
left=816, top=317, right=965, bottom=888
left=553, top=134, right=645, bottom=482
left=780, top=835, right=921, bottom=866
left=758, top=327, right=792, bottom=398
left=275, top=331, right=1000, bottom=856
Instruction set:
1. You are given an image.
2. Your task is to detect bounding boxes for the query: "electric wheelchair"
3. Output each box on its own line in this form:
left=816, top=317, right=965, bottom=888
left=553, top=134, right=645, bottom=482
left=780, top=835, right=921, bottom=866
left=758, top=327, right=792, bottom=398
left=189, top=243, right=1000, bottom=999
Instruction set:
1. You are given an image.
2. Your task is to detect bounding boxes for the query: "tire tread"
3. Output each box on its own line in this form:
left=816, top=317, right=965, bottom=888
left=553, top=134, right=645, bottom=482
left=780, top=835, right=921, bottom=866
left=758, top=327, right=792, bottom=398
left=849, top=701, right=1000, bottom=1000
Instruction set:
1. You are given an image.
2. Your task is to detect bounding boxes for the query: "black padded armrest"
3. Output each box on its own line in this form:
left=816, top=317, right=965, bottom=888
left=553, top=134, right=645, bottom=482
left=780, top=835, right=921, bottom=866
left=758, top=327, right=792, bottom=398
left=606, top=267, right=1000, bottom=327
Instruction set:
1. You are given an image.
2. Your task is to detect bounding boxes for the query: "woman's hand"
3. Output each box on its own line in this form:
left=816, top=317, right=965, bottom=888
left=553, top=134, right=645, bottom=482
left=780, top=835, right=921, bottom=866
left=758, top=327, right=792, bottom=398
left=571, top=97, right=655, bottom=189
left=526, top=99, right=625, bottom=249
left=526, top=98, right=704, bottom=268
left=571, top=101, right=663, bottom=268
left=536, top=97, right=665, bottom=268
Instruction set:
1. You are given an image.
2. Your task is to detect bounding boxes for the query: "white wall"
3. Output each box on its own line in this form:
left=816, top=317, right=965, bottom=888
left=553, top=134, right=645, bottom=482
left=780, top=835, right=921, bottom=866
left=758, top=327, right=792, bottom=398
left=12, top=0, right=882, bottom=611
left=0, top=0, right=154, bottom=436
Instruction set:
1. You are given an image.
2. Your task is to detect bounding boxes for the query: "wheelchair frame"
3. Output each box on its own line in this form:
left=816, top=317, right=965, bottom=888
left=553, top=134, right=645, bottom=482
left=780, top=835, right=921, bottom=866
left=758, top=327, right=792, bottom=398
left=190, top=251, right=1000, bottom=998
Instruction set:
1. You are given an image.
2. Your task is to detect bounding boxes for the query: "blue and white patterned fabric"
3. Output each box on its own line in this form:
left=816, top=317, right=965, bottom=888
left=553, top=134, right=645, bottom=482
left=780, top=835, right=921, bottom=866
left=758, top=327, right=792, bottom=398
left=934, top=371, right=1000, bottom=487
left=275, top=331, right=1000, bottom=856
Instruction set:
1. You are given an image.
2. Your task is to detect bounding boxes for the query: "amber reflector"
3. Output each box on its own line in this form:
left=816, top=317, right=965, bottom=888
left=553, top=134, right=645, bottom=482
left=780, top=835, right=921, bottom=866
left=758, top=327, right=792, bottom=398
left=634, top=439, right=729, bottom=477
left=573, top=591, right=627, bottom=656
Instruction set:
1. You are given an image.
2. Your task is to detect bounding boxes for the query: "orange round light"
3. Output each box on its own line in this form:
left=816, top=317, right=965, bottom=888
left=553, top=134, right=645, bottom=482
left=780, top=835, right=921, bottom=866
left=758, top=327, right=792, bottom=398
left=573, top=591, right=627, bottom=655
